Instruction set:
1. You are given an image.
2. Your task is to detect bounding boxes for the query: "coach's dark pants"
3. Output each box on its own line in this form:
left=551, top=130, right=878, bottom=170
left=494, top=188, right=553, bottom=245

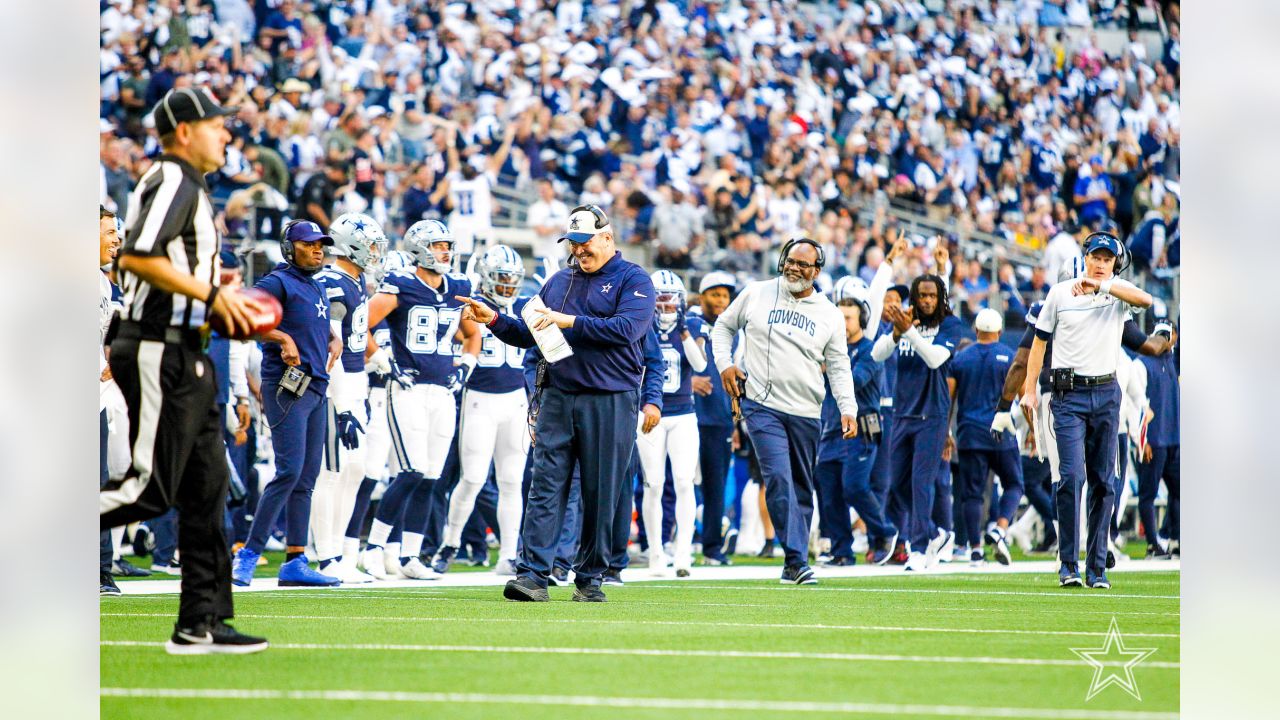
left=698, top=423, right=733, bottom=557
left=101, top=338, right=233, bottom=626
left=518, top=387, right=638, bottom=589
left=816, top=435, right=899, bottom=560
left=100, top=409, right=113, bottom=572
left=1052, top=382, right=1121, bottom=573
left=741, top=399, right=819, bottom=569
left=956, top=448, right=1025, bottom=549
left=1138, top=445, right=1181, bottom=546
left=246, top=380, right=327, bottom=554
left=1022, top=456, right=1057, bottom=543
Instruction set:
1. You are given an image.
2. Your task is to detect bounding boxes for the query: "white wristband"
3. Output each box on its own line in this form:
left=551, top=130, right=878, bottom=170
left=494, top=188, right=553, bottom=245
left=1099, top=278, right=1115, bottom=295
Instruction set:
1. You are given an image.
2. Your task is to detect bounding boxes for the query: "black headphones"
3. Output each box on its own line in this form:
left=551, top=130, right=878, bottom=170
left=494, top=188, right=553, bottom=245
left=570, top=204, right=610, bottom=230
left=1083, top=231, right=1131, bottom=275
left=776, top=237, right=826, bottom=274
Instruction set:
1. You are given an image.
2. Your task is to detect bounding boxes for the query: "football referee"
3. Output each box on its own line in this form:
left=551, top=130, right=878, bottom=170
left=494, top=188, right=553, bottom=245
left=100, top=88, right=268, bottom=655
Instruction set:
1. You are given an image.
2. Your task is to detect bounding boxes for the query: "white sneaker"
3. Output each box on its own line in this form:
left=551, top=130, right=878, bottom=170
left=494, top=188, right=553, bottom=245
left=925, top=529, right=950, bottom=568
left=400, top=557, right=440, bottom=580
left=851, top=531, right=870, bottom=555
left=360, top=548, right=391, bottom=580
left=264, top=536, right=286, bottom=552
left=383, top=548, right=405, bottom=578
left=993, top=529, right=1012, bottom=566
left=494, top=558, right=519, bottom=576
left=1108, top=539, right=1130, bottom=564
left=317, top=560, right=345, bottom=581
left=1007, top=517, right=1034, bottom=553
left=649, top=551, right=672, bottom=577
left=904, top=552, right=928, bottom=572
left=336, top=556, right=375, bottom=584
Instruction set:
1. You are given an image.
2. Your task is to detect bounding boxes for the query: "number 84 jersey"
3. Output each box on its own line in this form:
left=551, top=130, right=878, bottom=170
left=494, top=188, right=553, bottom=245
left=378, top=271, right=472, bottom=387
left=467, top=294, right=529, bottom=394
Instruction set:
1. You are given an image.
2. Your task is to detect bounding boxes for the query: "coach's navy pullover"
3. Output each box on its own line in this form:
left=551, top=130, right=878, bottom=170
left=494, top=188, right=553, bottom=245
left=490, top=251, right=656, bottom=394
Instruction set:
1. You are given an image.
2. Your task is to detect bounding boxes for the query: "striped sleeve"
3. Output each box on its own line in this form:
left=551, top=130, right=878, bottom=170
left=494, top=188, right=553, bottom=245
left=122, top=163, right=198, bottom=258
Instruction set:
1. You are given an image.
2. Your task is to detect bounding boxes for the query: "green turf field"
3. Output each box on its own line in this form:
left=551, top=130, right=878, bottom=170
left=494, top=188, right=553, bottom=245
left=101, top=567, right=1179, bottom=719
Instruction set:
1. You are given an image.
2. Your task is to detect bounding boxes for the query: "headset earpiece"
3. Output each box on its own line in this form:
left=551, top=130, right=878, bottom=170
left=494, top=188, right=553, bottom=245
left=777, top=237, right=826, bottom=274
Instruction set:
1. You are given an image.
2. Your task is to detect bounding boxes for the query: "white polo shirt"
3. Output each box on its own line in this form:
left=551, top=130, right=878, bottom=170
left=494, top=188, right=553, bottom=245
left=1035, top=279, right=1142, bottom=378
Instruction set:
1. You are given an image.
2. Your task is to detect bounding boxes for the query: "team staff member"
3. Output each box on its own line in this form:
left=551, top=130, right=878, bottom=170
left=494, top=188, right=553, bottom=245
left=232, top=221, right=343, bottom=587
left=690, top=272, right=737, bottom=566
left=101, top=87, right=267, bottom=654
left=459, top=205, right=655, bottom=602
left=1022, top=233, right=1153, bottom=589
left=1137, top=323, right=1179, bottom=558
left=100, top=207, right=123, bottom=596
left=947, top=309, right=1024, bottom=565
left=712, top=238, right=859, bottom=586
left=874, top=271, right=962, bottom=572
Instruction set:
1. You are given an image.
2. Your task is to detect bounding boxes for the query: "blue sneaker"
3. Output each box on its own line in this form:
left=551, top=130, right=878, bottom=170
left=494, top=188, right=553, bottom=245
left=1086, top=569, right=1111, bottom=589
left=1058, top=562, right=1083, bottom=588
left=231, top=548, right=259, bottom=587
left=278, top=557, right=341, bottom=587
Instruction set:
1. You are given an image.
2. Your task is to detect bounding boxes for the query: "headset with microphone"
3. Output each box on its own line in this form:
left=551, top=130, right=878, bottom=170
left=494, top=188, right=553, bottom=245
left=776, top=237, right=826, bottom=274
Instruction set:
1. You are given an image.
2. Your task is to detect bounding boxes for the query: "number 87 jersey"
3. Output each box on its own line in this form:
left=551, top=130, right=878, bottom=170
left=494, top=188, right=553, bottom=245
left=467, top=293, right=529, bottom=393
left=376, top=271, right=472, bottom=386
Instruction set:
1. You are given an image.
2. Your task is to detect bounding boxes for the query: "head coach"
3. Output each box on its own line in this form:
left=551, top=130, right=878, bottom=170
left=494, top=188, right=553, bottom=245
left=710, top=238, right=859, bottom=585
left=457, top=205, right=655, bottom=602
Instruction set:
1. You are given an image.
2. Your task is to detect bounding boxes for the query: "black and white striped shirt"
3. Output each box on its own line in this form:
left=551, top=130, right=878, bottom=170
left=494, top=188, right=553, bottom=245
left=118, top=154, right=221, bottom=334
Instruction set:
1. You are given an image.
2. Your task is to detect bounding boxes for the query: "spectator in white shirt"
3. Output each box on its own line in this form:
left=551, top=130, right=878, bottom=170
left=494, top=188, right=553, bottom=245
left=526, top=178, right=570, bottom=266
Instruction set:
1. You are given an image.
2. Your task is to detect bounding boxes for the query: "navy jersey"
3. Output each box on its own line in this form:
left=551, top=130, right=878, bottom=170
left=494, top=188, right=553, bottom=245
left=1140, top=352, right=1179, bottom=447
left=693, top=316, right=734, bottom=427
left=877, top=319, right=900, bottom=416
left=893, top=315, right=962, bottom=419
left=316, top=266, right=370, bottom=373
left=368, top=320, right=391, bottom=389
left=377, top=271, right=472, bottom=386
left=948, top=341, right=1017, bottom=451
left=255, top=263, right=332, bottom=385
left=468, top=295, right=530, bottom=394
left=654, top=315, right=704, bottom=417
left=818, top=336, right=884, bottom=462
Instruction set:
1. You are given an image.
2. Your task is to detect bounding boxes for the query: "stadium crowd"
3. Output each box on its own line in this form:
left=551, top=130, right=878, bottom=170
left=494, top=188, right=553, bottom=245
left=99, top=1, right=1181, bottom=612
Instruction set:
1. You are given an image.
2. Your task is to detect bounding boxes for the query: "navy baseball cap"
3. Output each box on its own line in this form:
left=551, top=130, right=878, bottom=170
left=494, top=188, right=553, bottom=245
left=218, top=249, right=240, bottom=269
left=1083, top=233, right=1121, bottom=257
left=559, top=206, right=611, bottom=243
left=887, top=284, right=910, bottom=300
left=152, top=87, right=239, bottom=136
left=285, top=220, right=334, bottom=245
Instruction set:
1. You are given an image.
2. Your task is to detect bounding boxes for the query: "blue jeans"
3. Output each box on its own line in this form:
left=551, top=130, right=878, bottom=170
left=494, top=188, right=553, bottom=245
left=1138, top=445, right=1180, bottom=545
left=246, top=382, right=327, bottom=554
left=741, top=400, right=820, bottom=568
left=1052, top=382, right=1121, bottom=571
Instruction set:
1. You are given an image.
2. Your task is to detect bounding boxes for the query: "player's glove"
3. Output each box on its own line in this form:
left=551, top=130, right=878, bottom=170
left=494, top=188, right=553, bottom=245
left=389, top=361, right=416, bottom=391
left=365, top=347, right=392, bottom=376
left=335, top=411, right=364, bottom=450
left=990, top=411, right=1016, bottom=439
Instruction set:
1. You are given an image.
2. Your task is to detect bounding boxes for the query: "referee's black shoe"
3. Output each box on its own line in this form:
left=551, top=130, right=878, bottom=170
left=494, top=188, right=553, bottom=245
left=572, top=584, right=607, bottom=602
left=164, top=619, right=268, bottom=655
left=503, top=576, right=550, bottom=602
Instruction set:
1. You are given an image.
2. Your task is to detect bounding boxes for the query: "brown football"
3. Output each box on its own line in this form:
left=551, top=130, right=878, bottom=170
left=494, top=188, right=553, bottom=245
left=209, top=287, right=282, bottom=340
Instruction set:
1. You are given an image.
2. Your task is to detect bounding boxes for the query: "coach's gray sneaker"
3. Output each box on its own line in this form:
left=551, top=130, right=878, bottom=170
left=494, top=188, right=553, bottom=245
left=504, top=576, right=550, bottom=602
left=572, top=584, right=607, bottom=602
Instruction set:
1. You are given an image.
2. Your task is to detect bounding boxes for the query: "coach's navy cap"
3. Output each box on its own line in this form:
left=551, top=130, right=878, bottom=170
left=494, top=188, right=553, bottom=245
left=1083, top=233, right=1121, bottom=257
left=284, top=220, right=334, bottom=246
left=152, top=87, right=239, bottom=136
left=559, top=206, right=611, bottom=243
left=887, top=284, right=910, bottom=301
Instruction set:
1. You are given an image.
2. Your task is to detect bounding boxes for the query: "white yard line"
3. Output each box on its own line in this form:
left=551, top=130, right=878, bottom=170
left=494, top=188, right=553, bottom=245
left=100, top=612, right=1179, bottom=639
left=99, top=640, right=1179, bottom=669
left=642, top=585, right=1180, bottom=600
left=110, top=559, right=1180, bottom=596
left=99, top=687, right=1178, bottom=719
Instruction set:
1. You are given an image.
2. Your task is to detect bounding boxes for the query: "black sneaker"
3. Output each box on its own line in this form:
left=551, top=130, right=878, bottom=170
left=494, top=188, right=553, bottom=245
left=1146, top=543, right=1172, bottom=560
left=702, top=552, right=733, bottom=566
left=780, top=565, right=817, bottom=585
left=165, top=619, right=268, bottom=655
left=756, top=540, right=776, bottom=558
left=601, top=568, right=625, bottom=586
left=131, top=525, right=155, bottom=557
left=112, top=558, right=152, bottom=577
left=572, top=584, right=607, bottom=602
left=823, top=556, right=856, bottom=567
left=549, top=567, right=569, bottom=586
left=503, top=576, right=550, bottom=602
left=723, top=528, right=739, bottom=556
left=431, top=545, right=458, bottom=574
left=100, top=570, right=121, bottom=596
left=466, top=545, right=490, bottom=567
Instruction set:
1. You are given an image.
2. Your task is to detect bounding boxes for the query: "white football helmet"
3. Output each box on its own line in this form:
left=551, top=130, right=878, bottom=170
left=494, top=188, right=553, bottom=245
left=1059, top=255, right=1086, bottom=283
left=650, top=270, right=686, bottom=332
left=476, top=244, right=525, bottom=307
left=404, top=219, right=454, bottom=274
left=831, top=276, right=872, bottom=329
left=375, top=249, right=414, bottom=283
left=329, top=212, right=387, bottom=269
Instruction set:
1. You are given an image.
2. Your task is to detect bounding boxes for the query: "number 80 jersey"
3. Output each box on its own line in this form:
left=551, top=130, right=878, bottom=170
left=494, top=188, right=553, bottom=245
left=467, top=294, right=529, bottom=394
left=377, top=271, right=473, bottom=387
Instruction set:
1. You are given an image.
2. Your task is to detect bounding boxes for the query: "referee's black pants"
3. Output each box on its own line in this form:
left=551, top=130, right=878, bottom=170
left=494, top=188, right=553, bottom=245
left=101, top=336, right=233, bottom=625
